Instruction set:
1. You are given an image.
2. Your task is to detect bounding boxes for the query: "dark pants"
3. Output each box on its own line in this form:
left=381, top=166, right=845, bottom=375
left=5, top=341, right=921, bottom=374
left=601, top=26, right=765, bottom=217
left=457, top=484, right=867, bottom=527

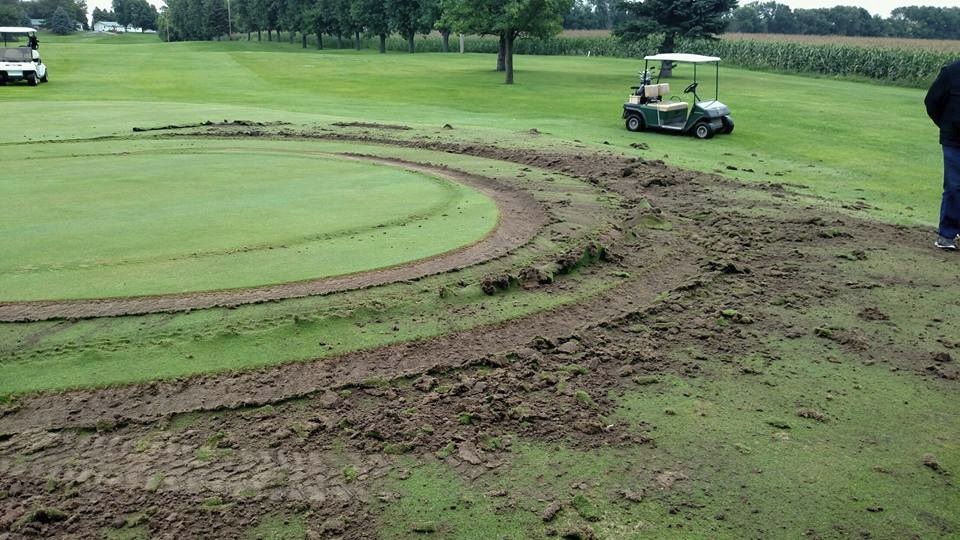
left=941, top=145, right=960, bottom=238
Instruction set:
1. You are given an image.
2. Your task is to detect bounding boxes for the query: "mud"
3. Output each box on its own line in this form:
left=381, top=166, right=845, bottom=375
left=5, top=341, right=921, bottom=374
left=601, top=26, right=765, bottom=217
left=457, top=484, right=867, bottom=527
left=330, top=122, right=412, bottom=130
left=1, top=131, right=954, bottom=538
left=131, top=120, right=289, bottom=132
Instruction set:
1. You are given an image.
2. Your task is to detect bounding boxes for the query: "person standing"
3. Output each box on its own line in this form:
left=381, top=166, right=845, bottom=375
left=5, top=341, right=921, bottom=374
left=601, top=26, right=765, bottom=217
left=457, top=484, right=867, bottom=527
left=926, top=59, right=960, bottom=251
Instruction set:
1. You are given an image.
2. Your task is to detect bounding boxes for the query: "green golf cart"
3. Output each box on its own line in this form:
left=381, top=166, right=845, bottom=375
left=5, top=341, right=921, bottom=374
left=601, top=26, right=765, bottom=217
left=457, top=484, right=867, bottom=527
left=622, top=53, right=733, bottom=139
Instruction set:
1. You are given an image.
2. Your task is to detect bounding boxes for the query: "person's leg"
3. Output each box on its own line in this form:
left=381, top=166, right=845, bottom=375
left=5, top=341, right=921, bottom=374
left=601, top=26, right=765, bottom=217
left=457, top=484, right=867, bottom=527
left=940, top=145, right=960, bottom=239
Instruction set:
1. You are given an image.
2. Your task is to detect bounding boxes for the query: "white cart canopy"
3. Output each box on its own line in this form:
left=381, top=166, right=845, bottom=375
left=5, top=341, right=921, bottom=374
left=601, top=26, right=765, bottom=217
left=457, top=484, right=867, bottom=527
left=0, top=27, right=38, bottom=34
left=644, top=53, right=720, bottom=64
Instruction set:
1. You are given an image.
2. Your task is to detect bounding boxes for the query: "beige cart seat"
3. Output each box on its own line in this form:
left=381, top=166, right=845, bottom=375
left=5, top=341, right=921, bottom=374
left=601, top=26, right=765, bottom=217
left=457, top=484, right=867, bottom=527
left=643, top=83, right=688, bottom=112
left=650, top=101, right=689, bottom=112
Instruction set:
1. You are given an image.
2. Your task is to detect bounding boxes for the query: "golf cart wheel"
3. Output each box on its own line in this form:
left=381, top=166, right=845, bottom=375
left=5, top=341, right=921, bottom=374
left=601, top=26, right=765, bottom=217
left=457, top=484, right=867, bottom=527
left=625, top=114, right=645, bottom=132
left=721, top=116, right=734, bottom=134
left=40, top=72, right=48, bottom=83
left=693, top=122, right=714, bottom=140
left=27, top=73, right=38, bottom=86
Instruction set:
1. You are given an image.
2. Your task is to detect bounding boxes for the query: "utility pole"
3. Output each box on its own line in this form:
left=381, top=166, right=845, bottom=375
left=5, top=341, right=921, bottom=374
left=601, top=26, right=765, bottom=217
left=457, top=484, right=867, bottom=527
left=226, top=0, right=232, bottom=40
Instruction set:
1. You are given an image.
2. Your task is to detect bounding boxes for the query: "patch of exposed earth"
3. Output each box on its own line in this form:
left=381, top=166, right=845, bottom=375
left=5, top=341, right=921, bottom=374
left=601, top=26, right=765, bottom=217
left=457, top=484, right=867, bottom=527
left=1, top=130, right=956, bottom=538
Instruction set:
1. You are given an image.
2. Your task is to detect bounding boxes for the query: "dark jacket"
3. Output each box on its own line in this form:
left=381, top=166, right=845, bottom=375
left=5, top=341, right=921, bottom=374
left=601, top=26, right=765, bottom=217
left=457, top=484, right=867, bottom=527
left=926, top=60, right=960, bottom=147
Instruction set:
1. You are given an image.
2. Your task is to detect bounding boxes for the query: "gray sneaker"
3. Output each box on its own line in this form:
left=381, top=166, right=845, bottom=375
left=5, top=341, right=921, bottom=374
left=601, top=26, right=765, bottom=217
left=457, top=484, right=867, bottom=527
left=936, top=235, right=957, bottom=250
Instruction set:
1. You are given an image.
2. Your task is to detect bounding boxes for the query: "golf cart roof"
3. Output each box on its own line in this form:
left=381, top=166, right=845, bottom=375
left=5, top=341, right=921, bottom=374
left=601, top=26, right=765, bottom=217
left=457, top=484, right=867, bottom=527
left=644, top=53, right=720, bottom=64
left=0, top=27, right=37, bottom=34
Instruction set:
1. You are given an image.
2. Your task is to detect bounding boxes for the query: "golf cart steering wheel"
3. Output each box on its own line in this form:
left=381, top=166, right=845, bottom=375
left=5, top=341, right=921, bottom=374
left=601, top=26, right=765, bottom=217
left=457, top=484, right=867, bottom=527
left=683, top=82, right=698, bottom=94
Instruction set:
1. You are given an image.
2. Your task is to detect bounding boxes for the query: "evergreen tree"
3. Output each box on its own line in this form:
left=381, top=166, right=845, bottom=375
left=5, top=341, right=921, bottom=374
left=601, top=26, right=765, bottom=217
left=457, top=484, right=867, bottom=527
left=206, top=0, right=230, bottom=38
left=615, top=0, right=737, bottom=76
left=50, top=5, right=73, bottom=34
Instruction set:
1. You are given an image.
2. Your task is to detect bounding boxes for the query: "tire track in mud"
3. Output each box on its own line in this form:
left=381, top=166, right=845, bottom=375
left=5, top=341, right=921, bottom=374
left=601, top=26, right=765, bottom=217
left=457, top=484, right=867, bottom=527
left=0, top=245, right=700, bottom=435
left=0, top=155, right=547, bottom=323
left=0, top=432, right=379, bottom=505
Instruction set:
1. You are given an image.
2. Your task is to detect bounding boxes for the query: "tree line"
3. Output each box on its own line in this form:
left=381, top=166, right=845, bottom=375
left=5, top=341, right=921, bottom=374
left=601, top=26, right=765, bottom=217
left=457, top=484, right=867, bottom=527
left=159, top=0, right=574, bottom=84
left=0, top=0, right=87, bottom=30
left=728, top=2, right=960, bottom=40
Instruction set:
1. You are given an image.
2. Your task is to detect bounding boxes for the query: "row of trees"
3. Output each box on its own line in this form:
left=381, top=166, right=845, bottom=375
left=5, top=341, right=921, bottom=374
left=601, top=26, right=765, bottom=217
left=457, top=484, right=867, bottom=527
left=728, top=2, right=960, bottom=40
left=160, top=0, right=576, bottom=83
left=0, top=0, right=155, bottom=31
left=93, top=0, right=159, bottom=30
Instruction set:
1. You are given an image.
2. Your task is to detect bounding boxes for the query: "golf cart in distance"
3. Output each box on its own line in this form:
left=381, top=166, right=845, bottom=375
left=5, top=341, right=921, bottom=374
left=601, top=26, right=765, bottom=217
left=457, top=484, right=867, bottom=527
left=622, top=53, right=732, bottom=139
left=0, top=27, right=47, bottom=86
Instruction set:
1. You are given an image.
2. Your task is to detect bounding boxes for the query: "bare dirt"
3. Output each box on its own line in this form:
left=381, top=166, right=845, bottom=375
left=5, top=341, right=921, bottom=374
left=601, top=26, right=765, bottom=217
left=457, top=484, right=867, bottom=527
left=1, top=130, right=955, bottom=538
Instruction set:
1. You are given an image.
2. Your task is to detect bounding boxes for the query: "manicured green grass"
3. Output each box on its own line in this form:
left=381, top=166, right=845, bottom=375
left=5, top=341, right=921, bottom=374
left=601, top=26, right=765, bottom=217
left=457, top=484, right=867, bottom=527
left=0, top=141, right=623, bottom=396
left=0, top=141, right=496, bottom=300
left=3, top=33, right=942, bottom=229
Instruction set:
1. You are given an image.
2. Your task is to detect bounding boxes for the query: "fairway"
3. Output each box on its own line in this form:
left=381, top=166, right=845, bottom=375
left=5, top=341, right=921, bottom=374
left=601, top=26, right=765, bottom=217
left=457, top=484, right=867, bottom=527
left=0, top=143, right=498, bottom=300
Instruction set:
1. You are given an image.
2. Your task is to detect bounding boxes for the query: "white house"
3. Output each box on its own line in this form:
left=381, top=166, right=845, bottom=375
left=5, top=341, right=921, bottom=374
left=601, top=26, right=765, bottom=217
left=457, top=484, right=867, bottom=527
left=93, top=21, right=125, bottom=32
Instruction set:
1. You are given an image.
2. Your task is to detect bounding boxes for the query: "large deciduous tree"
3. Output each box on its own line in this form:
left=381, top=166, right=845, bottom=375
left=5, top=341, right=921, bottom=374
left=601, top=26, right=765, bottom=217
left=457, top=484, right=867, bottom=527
left=353, top=0, right=389, bottom=53
left=387, top=0, right=433, bottom=53
left=0, top=0, right=25, bottom=26
left=445, top=0, right=571, bottom=84
left=615, top=0, right=737, bottom=77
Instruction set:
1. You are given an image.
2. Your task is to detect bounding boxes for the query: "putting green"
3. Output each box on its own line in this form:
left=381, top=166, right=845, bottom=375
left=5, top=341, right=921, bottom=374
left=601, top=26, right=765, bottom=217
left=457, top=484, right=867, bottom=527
left=0, top=147, right=498, bottom=301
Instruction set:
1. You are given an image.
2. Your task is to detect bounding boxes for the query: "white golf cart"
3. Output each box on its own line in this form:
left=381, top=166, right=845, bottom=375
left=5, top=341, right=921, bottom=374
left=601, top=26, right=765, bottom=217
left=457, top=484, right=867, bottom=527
left=623, top=53, right=732, bottom=139
left=0, top=27, right=48, bottom=86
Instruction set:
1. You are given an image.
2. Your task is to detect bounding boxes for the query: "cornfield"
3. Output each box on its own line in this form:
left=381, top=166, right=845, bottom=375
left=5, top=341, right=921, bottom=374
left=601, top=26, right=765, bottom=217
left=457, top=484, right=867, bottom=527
left=356, top=33, right=954, bottom=86
left=723, top=33, right=960, bottom=53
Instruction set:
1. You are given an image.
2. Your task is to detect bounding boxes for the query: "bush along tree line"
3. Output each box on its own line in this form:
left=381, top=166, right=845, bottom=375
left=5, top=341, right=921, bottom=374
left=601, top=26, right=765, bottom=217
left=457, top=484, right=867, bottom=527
left=728, top=2, right=960, bottom=40
left=0, top=0, right=86, bottom=31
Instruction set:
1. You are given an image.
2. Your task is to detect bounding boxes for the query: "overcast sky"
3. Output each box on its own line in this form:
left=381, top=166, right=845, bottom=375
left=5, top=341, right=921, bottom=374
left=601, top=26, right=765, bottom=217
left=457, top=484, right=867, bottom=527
left=85, top=0, right=957, bottom=23
left=782, top=0, right=958, bottom=17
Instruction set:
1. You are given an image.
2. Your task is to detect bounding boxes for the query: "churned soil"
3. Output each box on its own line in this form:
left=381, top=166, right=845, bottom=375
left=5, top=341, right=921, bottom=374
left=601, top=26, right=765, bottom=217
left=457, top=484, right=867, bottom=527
left=1, top=130, right=954, bottom=538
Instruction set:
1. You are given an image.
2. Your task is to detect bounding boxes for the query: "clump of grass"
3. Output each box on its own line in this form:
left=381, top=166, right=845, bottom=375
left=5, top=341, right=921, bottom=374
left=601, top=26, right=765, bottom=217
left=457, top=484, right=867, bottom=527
left=574, top=390, right=596, bottom=408
left=560, top=364, right=589, bottom=376
left=383, top=442, right=414, bottom=455
left=199, top=496, right=233, bottom=512
left=267, top=468, right=290, bottom=488
left=479, top=435, right=502, bottom=451
left=12, top=506, right=68, bottom=531
left=343, top=465, right=359, bottom=483
left=571, top=494, right=602, bottom=522
left=435, top=442, right=456, bottom=459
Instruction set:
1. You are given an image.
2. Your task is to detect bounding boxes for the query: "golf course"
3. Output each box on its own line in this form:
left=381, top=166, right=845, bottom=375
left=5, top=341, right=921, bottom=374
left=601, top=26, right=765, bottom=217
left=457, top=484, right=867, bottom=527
left=0, top=30, right=957, bottom=539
